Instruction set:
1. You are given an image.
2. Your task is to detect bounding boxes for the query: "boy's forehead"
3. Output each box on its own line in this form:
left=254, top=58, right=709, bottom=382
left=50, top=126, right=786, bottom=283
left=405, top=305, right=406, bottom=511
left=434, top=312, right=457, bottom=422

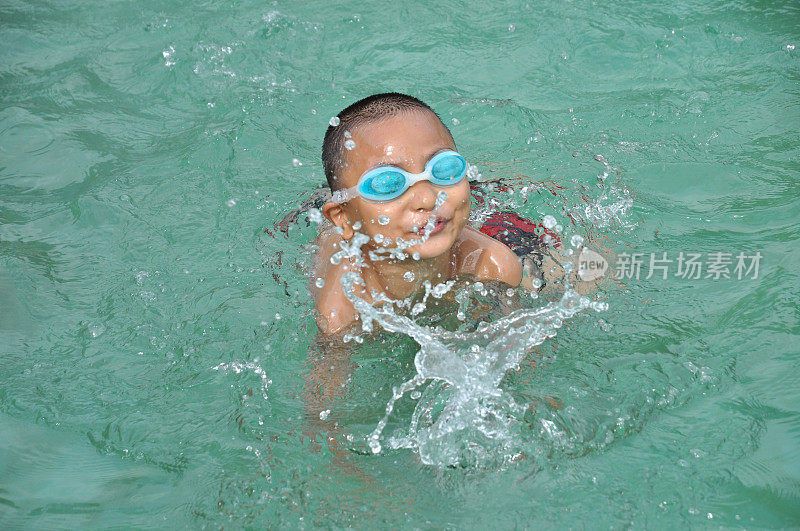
left=343, top=111, right=454, bottom=175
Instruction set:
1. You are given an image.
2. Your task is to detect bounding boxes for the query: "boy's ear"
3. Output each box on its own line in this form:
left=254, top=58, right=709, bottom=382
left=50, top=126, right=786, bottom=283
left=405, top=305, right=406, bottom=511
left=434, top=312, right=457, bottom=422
left=322, top=201, right=355, bottom=239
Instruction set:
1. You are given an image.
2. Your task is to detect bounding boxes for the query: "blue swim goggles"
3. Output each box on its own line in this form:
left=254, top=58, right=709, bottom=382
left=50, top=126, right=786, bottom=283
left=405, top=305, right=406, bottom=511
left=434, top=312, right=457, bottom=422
left=331, top=150, right=468, bottom=203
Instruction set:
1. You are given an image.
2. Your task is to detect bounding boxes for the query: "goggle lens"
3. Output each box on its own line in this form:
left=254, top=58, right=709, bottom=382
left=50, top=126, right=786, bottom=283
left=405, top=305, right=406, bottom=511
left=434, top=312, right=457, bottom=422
left=363, top=170, right=405, bottom=195
left=431, top=155, right=466, bottom=182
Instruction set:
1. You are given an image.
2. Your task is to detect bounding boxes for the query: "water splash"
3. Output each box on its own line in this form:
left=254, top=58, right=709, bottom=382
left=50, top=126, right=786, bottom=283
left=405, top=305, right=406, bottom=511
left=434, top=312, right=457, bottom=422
left=352, top=282, right=606, bottom=466
left=572, top=155, right=634, bottom=228
left=304, top=160, right=633, bottom=467
left=213, top=359, right=272, bottom=400
left=315, top=204, right=606, bottom=466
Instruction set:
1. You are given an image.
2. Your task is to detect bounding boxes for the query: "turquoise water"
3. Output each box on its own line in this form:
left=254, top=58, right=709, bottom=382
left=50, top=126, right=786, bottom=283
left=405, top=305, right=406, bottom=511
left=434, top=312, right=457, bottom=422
left=2, top=0, right=800, bottom=527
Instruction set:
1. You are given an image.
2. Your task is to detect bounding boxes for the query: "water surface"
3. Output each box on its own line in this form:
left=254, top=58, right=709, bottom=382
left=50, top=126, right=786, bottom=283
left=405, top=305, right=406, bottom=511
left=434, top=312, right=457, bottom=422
left=1, top=0, right=799, bottom=527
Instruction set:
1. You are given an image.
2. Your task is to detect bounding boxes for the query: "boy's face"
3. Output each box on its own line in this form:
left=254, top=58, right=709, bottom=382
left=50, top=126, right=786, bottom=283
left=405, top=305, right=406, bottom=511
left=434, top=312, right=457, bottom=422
left=334, top=110, right=471, bottom=260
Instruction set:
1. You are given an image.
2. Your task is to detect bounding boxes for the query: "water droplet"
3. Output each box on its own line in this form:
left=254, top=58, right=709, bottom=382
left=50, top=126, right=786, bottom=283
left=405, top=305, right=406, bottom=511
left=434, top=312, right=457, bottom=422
left=307, top=208, right=323, bottom=223
left=162, top=45, right=175, bottom=66
left=403, top=271, right=415, bottom=282
left=319, top=409, right=330, bottom=420
left=531, top=278, right=542, bottom=289
left=344, top=130, right=352, bottom=138
left=452, top=118, right=460, bottom=125
left=374, top=233, right=384, bottom=243
left=542, top=234, right=552, bottom=244
left=410, top=390, right=421, bottom=399
left=315, top=278, right=325, bottom=288
left=378, top=215, right=390, bottom=225
left=412, top=252, right=421, bottom=260
left=352, top=221, right=362, bottom=230
left=506, top=288, right=515, bottom=297
left=786, top=44, right=795, bottom=51
left=88, top=323, right=105, bottom=338
left=435, top=190, right=448, bottom=209
left=542, top=215, right=557, bottom=229
left=508, top=23, right=515, bottom=31
left=369, top=436, right=381, bottom=454
left=690, top=448, right=706, bottom=458
left=226, top=198, right=237, bottom=207
left=344, top=139, right=356, bottom=150
left=329, top=116, right=340, bottom=126
left=555, top=224, right=562, bottom=233
left=570, top=234, right=584, bottom=248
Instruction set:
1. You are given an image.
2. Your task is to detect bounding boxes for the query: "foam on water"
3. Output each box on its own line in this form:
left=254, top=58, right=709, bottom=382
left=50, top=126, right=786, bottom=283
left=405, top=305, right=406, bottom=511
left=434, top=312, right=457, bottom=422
left=574, top=155, right=634, bottom=229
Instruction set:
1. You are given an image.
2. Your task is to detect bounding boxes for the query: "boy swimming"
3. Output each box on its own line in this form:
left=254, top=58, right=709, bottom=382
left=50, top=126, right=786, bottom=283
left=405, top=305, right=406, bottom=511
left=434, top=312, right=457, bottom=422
left=313, top=93, right=578, bottom=336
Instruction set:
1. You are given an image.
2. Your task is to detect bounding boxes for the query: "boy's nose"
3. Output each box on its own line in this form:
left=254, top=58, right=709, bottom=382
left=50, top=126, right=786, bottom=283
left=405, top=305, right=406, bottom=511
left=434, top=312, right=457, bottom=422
left=407, top=180, right=438, bottom=211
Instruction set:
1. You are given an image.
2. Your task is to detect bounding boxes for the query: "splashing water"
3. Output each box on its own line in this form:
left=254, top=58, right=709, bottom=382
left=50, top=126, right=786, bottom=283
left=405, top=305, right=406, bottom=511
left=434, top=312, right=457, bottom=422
left=285, top=156, right=643, bottom=468
left=360, top=285, right=607, bottom=467
left=213, top=359, right=272, bottom=401
left=305, top=181, right=614, bottom=467
left=573, top=155, right=634, bottom=228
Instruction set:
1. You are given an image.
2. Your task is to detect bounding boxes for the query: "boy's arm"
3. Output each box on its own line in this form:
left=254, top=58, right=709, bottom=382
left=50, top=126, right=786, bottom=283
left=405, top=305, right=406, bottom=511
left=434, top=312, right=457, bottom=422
left=302, top=336, right=377, bottom=483
left=315, top=287, right=359, bottom=336
left=313, top=229, right=361, bottom=335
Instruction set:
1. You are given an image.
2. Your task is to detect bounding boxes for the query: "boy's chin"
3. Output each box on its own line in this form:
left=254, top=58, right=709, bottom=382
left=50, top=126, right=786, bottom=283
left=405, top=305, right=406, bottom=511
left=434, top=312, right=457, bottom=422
left=406, top=237, right=452, bottom=260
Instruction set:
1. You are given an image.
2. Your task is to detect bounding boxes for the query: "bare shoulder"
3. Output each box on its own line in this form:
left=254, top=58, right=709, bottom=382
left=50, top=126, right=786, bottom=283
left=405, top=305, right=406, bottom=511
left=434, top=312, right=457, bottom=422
left=313, top=228, right=359, bottom=335
left=453, top=227, right=522, bottom=286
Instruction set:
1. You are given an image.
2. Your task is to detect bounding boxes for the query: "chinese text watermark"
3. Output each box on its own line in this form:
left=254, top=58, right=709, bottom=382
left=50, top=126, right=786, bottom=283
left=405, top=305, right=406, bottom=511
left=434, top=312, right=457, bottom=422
left=578, top=250, right=762, bottom=281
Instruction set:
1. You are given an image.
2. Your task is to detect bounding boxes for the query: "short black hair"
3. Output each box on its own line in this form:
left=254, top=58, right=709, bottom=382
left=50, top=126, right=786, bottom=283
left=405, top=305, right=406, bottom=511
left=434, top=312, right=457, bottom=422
left=321, top=92, right=453, bottom=191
